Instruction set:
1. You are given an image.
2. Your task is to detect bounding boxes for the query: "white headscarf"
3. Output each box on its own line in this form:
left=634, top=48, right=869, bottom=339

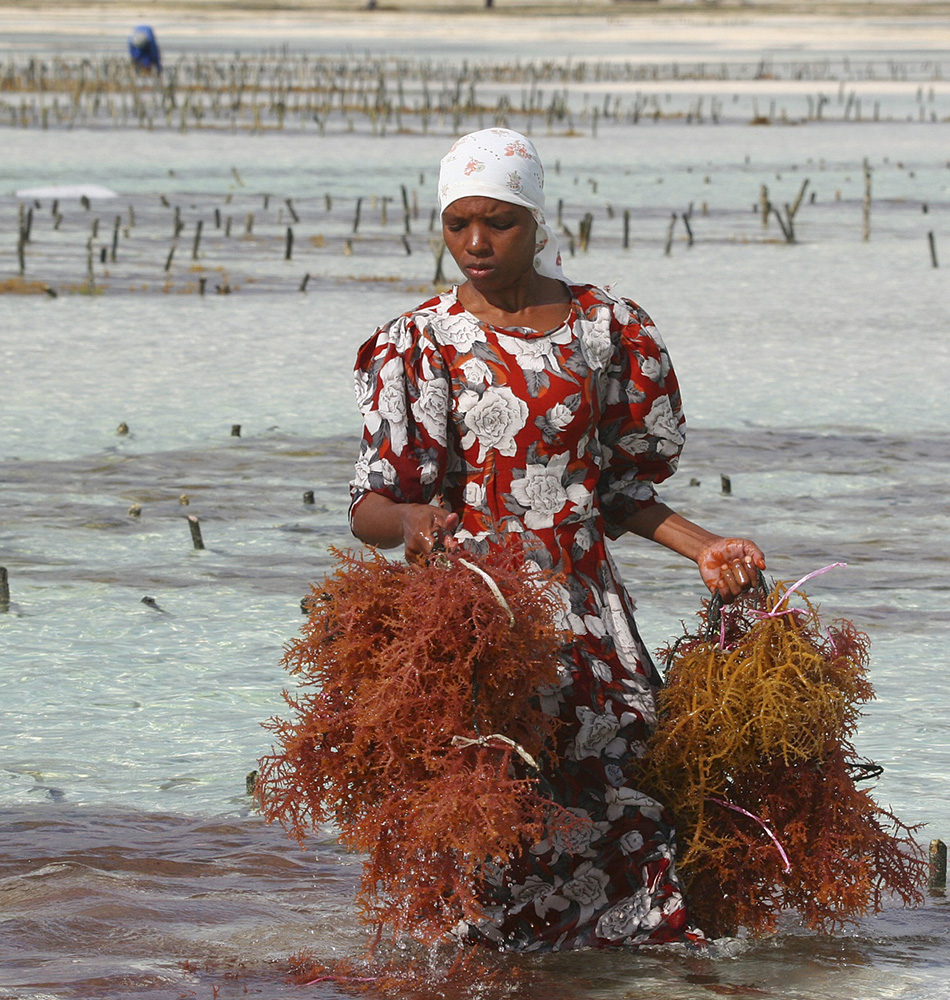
left=438, top=128, right=565, bottom=282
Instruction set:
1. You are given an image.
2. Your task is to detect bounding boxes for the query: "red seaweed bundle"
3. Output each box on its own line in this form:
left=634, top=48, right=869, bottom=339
left=638, top=569, right=926, bottom=937
left=255, top=544, right=564, bottom=945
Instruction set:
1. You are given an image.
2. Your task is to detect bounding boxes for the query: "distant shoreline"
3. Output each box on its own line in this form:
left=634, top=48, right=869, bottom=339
left=3, top=0, right=948, bottom=65
left=5, top=0, right=950, bottom=18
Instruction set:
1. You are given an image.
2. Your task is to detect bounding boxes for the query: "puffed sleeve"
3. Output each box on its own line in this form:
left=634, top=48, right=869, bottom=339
left=348, top=310, right=451, bottom=523
left=595, top=296, right=686, bottom=539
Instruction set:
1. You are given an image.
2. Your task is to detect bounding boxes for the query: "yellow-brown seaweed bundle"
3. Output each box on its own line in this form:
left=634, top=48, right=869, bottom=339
left=639, top=569, right=926, bottom=936
left=255, top=544, right=564, bottom=944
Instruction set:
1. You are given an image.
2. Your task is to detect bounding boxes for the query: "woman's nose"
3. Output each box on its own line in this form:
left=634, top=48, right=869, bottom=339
left=467, top=224, right=490, bottom=254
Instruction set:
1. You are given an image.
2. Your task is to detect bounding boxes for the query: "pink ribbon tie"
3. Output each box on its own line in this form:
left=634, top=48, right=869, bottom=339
left=707, top=796, right=792, bottom=873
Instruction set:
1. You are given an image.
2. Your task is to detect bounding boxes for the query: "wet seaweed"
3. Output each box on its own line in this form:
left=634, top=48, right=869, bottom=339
left=638, top=574, right=926, bottom=936
left=256, top=543, right=564, bottom=945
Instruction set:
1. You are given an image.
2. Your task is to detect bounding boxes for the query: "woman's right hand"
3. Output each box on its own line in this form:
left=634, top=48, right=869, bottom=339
left=400, top=505, right=460, bottom=566
left=350, top=491, right=459, bottom=566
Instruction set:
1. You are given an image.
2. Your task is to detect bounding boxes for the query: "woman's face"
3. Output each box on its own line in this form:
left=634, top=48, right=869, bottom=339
left=441, top=197, right=537, bottom=293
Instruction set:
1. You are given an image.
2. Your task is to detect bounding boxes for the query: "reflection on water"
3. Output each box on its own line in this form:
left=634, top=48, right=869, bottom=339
left=2, top=805, right=949, bottom=1000
left=0, top=805, right=360, bottom=1000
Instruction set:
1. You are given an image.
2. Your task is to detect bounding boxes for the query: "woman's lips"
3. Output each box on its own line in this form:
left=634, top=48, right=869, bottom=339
left=465, top=262, right=494, bottom=278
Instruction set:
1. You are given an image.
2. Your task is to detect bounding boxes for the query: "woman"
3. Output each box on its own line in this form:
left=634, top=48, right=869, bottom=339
left=349, top=128, right=765, bottom=951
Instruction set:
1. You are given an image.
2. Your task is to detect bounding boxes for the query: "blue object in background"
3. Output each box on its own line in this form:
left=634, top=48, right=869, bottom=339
left=129, top=25, right=161, bottom=73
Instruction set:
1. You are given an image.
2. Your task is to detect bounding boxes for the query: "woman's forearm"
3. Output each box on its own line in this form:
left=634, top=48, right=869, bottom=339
left=622, top=503, right=721, bottom=562
left=622, top=502, right=766, bottom=600
left=350, top=492, right=408, bottom=549
left=351, top=492, right=460, bottom=566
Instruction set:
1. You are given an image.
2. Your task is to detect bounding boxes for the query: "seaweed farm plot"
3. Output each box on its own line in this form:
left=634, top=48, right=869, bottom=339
left=1, top=51, right=948, bottom=137
left=2, top=184, right=447, bottom=296
left=3, top=141, right=945, bottom=297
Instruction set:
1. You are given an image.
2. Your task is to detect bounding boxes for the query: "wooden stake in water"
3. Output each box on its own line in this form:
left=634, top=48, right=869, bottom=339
left=760, top=184, right=771, bottom=227
left=187, top=515, right=205, bottom=550
left=862, top=158, right=872, bottom=241
left=0, top=566, right=9, bottom=608
left=930, top=839, right=947, bottom=888
left=433, top=241, right=446, bottom=284
left=664, top=213, right=677, bottom=255
left=928, top=231, right=938, bottom=268
left=579, top=213, right=593, bottom=252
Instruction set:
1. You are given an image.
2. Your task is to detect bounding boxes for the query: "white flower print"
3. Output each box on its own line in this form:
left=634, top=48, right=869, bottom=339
left=612, top=298, right=635, bottom=325
left=479, top=859, right=507, bottom=887
left=510, top=876, right=571, bottom=919
left=561, top=861, right=610, bottom=911
left=546, top=403, right=574, bottom=431
left=639, top=355, right=663, bottom=383
left=458, top=386, right=528, bottom=462
left=354, top=367, right=374, bottom=411
left=571, top=521, right=594, bottom=556
left=419, top=454, right=440, bottom=485
left=550, top=580, right=586, bottom=634
left=538, top=807, right=609, bottom=862
left=496, top=328, right=571, bottom=372
left=352, top=450, right=397, bottom=492
left=615, top=433, right=650, bottom=456
left=577, top=307, right=613, bottom=372
left=377, top=357, right=408, bottom=456
left=602, top=591, right=656, bottom=696
left=461, top=356, right=493, bottom=388
left=604, top=762, right=625, bottom=787
left=594, top=888, right=652, bottom=942
left=411, top=370, right=449, bottom=447
left=352, top=449, right=372, bottom=490
left=643, top=394, right=685, bottom=456
left=588, top=657, right=612, bottom=682
left=430, top=312, right=482, bottom=353
left=537, top=681, right=565, bottom=716
left=510, top=874, right=553, bottom=906
left=574, top=706, right=622, bottom=760
left=509, top=452, right=590, bottom=531
left=582, top=614, right=607, bottom=638
left=463, top=481, right=486, bottom=508
left=388, top=316, right=415, bottom=354
left=618, top=829, right=645, bottom=856
left=605, top=785, right=664, bottom=823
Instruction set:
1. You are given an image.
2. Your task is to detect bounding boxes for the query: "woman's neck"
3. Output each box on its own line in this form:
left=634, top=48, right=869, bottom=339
left=456, top=274, right=571, bottom=331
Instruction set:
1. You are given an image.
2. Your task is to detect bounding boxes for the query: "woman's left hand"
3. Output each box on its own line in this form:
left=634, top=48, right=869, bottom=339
left=697, top=538, right=767, bottom=602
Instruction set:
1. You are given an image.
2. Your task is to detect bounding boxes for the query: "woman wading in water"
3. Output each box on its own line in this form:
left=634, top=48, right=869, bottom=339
left=349, top=128, right=765, bottom=951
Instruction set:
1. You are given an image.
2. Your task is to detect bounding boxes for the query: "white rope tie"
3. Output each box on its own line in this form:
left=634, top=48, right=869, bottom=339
left=450, top=734, right=540, bottom=772
left=457, top=557, right=515, bottom=628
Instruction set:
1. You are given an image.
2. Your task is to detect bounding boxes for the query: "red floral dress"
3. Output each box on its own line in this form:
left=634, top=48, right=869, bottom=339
left=350, top=283, right=698, bottom=951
